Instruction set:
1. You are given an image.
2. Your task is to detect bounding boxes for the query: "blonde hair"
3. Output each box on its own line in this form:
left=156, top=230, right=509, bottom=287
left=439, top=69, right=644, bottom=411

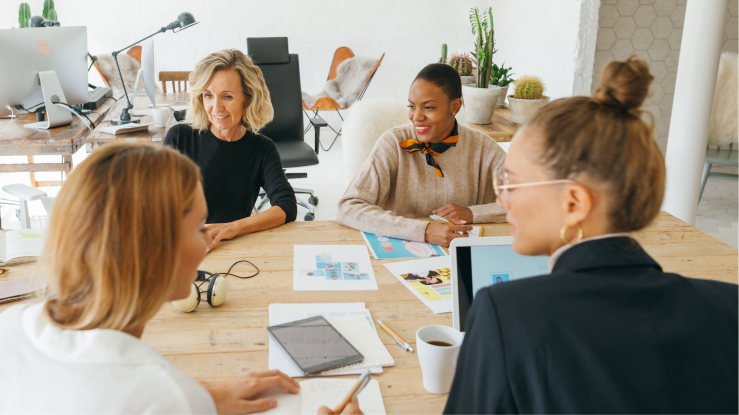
left=527, top=55, right=665, bottom=232
left=187, top=49, right=274, bottom=133
left=43, top=143, right=201, bottom=331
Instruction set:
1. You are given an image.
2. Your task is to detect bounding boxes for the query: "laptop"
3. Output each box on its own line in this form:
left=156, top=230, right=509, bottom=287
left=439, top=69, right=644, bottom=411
left=450, top=236, right=550, bottom=331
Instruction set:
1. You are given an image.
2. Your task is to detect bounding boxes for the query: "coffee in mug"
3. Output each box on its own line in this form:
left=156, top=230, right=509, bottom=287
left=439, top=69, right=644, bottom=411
left=416, top=325, right=465, bottom=394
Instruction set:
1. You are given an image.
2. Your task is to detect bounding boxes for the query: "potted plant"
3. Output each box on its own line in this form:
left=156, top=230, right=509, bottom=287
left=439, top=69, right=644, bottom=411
left=508, top=75, right=550, bottom=124
left=448, top=53, right=476, bottom=86
left=489, top=62, right=514, bottom=107
left=438, top=44, right=447, bottom=63
left=14, top=0, right=57, bottom=28
left=462, top=7, right=502, bottom=125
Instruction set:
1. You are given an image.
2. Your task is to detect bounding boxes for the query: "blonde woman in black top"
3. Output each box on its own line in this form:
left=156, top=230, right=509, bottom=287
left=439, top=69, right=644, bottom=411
left=165, top=49, right=296, bottom=249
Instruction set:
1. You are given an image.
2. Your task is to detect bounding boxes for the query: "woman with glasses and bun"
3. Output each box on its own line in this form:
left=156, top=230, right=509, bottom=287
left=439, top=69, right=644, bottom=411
left=443, top=57, right=737, bottom=414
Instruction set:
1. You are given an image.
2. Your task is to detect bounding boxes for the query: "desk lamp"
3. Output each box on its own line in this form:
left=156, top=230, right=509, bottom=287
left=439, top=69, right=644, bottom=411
left=111, top=12, right=198, bottom=125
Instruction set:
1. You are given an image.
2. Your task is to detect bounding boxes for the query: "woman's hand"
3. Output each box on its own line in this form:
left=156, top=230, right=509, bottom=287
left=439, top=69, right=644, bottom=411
left=316, top=398, right=364, bottom=415
left=205, top=222, right=241, bottom=249
left=425, top=222, right=472, bottom=247
left=433, top=204, right=474, bottom=225
left=202, top=370, right=300, bottom=414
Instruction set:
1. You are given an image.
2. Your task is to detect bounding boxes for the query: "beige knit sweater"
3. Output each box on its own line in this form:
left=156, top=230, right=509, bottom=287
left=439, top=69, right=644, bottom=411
left=336, top=124, right=507, bottom=242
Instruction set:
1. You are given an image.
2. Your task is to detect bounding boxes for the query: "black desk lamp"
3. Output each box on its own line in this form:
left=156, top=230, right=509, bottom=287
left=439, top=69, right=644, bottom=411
left=111, top=12, right=198, bottom=125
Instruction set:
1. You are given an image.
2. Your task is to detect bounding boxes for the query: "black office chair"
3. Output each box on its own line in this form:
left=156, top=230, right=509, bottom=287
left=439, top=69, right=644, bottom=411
left=247, top=37, right=327, bottom=221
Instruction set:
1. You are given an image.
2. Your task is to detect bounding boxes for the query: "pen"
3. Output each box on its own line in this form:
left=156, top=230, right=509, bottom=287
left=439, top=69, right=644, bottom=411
left=376, top=319, right=414, bottom=352
left=430, top=214, right=451, bottom=224
left=333, top=369, right=370, bottom=414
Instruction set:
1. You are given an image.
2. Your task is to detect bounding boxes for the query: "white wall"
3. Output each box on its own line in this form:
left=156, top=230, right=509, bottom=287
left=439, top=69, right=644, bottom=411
left=3, top=0, right=596, bottom=101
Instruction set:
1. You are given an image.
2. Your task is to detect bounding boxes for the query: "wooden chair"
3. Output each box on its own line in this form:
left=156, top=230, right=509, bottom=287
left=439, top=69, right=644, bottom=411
left=302, top=47, right=385, bottom=151
left=159, top=71, right=191, bottom=93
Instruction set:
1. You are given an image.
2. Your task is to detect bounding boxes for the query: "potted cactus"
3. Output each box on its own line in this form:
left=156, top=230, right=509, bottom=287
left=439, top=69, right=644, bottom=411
left=448, top=53, right=476, bottom=86
left=438, top=44, right=447, bottom=64
left=489, top=62, right=514, bottom=107
left=462, top=7, right=502, bottom=125
left=508, top=75, right=550, bottom=124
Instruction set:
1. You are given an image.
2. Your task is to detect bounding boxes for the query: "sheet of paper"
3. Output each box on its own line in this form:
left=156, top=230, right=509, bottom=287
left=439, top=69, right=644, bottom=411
left=268, top=303, right=382, bottom=377
left=320, top=315, right=394, bottom=375
left=293, top=245, right=378, bottom=291
left=4, top=229, right=47, bottom=261
left=383, top=256, right=453, bottom=314
left=361, top=232, right=447, bottom=260
left=302, top=309, right=377, bottom=332
left=257, top=379, right=386, bottom=415
left=0, top=276, right=35, bottom=300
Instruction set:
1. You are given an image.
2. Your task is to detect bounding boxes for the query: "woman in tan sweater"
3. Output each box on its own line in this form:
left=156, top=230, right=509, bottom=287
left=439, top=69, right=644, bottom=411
left=337, top=64, right=507, bottom=247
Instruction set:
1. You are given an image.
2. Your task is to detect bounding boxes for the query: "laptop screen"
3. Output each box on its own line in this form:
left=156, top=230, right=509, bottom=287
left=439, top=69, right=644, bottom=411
left=456, top=245, right=549, bottom=331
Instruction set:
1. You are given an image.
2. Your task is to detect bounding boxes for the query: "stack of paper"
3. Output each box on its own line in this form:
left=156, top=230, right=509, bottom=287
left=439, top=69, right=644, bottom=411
left=0, top=228, right=47, bottom=266
left=268, top=303, right=391, bottom=377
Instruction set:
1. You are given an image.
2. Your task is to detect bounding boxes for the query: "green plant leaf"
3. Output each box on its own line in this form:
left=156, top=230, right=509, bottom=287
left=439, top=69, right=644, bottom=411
left=48, top=8, right=57, bottom=21
left=18, top=3, right=31, bottom=28
left=42, top=0, right=54, bottom=19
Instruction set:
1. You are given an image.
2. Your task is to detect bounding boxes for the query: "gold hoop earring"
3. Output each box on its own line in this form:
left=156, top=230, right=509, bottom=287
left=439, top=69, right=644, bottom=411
left=560, top=223, right=583, bottom=245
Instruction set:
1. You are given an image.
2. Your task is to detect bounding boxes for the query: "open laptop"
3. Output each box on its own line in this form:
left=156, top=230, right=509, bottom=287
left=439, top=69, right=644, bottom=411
left=450, top=237, right=550, bottom=331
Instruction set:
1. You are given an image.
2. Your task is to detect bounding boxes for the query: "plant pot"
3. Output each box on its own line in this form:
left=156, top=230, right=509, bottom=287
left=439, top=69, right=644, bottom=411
left=462, top=85, right=502, bottom=125
left=490, top=85, right=509, bottom=107
left=507, top=95, right=551, bottom=124
left=460, top=75, right=476, bottom=86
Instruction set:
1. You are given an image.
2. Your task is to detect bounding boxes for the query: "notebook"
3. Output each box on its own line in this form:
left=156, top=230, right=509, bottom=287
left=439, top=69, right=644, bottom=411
left=258, top=378, right=386, bottom=415
left=99, top=122, right=153, bottom=135
left=0, top=229, right=47, bottom=266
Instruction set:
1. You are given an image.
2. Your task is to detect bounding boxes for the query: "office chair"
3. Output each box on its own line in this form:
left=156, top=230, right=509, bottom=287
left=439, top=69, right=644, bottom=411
left=247, top=37, right=327, bottom=221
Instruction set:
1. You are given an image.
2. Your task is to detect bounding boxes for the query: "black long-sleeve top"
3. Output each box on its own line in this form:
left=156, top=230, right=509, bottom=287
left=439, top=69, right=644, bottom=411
left=164, top=124, right=297, bottom=224
left=444, top=237, right=738, bottom=414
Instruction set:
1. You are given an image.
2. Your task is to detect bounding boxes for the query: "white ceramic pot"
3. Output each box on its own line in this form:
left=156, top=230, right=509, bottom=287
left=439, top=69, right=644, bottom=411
left=462, top=85, right=502, bottom=125
left=490, top=84, right=509, bottom=107
left=460, top=75, right=476, bottom=86
left=507, top=95, right=551, bottom=124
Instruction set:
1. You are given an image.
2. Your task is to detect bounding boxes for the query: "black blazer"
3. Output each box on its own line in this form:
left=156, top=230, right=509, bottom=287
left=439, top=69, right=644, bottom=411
left=444, top=237, right=738, bottom=414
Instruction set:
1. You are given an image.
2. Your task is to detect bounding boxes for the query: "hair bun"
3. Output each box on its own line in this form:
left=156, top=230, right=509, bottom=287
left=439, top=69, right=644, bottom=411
left=594, top=55, right=654, bottom=112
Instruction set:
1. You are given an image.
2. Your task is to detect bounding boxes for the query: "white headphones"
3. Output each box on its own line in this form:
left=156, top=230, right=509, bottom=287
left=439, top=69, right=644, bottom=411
left=172, top=260, right=258, bottom=313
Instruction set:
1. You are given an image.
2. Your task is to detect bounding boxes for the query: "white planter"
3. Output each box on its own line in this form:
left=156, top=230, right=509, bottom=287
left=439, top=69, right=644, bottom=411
left=508, top=95, right=551, bottom=124
left=490, top=85, right=509, bottom=107
left=462, top=85, right=502, bottom=125
left=460, top=75, right=476, bottom=86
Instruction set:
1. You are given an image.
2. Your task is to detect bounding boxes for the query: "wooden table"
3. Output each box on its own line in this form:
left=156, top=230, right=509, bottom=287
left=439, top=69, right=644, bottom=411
left=0, top=97, right=119, bottom=186
left=0, top=212, right=736, bottom=413
left=467, top=106, right=520, bottom=142
left=86, top=93, right=187, bottom=151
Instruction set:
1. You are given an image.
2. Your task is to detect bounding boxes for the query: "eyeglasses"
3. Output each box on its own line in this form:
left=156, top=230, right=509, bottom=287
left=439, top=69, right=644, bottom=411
left=493, top=166, right=573, bottom=206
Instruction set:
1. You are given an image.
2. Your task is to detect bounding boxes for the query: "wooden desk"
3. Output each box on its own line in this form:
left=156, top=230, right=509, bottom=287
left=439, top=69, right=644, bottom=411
left=86, top=93, right=187, bottom=150
left=0, top=97, right=118, bottom=186
left=0, top=212, right=736, bottom=413
left=467, top=107, right=520, bottom=142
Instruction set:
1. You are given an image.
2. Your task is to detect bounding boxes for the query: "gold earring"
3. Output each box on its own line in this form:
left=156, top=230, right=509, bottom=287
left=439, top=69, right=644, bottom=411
left=560, top=223, right=583, bottom=245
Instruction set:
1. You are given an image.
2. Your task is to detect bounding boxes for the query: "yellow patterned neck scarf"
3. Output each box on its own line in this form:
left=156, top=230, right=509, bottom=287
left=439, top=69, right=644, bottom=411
left=399, top=122, right=459, bottom=178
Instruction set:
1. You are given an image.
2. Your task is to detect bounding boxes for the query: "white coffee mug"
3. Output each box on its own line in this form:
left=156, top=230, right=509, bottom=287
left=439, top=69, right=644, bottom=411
left=151, top=107, right=169, bottom=128
left=416, top=325, right=465, bottom=394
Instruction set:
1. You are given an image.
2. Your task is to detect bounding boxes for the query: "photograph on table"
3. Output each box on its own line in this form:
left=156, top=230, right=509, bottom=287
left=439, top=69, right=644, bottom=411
left=362, top=231, right=447, bottom=260
left=294, top=245, right=378, bottom=291
left=383, top=256, right=453, bottom=314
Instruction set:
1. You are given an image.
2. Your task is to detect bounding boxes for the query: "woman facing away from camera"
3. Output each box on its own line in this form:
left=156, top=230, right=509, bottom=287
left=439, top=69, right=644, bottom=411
left=444, top=56, right=737, bottom=414
left=0, top=143, right=359, bottom=414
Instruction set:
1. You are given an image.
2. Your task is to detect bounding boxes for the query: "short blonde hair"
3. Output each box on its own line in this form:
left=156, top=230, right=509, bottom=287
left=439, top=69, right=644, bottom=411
left=43, top=143, right=201, bottom=331
left=186, top=49, right=274, bottom=133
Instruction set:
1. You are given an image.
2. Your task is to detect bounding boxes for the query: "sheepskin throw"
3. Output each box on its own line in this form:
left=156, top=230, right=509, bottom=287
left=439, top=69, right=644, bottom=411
left=709, top=52, right=738, bottom=147
left=302, top=56, right=379, bottom=109
left=341, top=97, right=412, bottom=186
left=95, top=53, right=141, bottom=96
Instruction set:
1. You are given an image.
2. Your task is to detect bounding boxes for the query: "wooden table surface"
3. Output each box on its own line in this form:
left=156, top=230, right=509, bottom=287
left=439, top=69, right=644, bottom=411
left=0, top=96, right=119, bottom=178
left=87, top=93, right=188, bottom=150
left=0, top=212, right=736, bottom=413
left=467, top=106, right=520, bottom=142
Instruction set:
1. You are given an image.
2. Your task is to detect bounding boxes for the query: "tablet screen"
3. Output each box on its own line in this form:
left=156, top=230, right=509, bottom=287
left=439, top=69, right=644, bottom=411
left=456, top=245, right=549, bottom=331
left=267, top=316, right=364, bottom=375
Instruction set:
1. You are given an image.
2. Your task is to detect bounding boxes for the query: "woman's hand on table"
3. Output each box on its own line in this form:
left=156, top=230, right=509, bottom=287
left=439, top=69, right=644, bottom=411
left=425, top=221, right=472, bottom=247
left=201, top=369, right=300, bottom=414
left=433, top=203, right=474, bottom=225
left=317, top=397, right=364, bottom=415
left=205, top=222, right=241, bottom=248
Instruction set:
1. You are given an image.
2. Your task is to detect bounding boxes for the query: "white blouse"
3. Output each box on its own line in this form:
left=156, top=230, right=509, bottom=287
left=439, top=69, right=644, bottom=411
left=0, top=302, right=216, bottom=414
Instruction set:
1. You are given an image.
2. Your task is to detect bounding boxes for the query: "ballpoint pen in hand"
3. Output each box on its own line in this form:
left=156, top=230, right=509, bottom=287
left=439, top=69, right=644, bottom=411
left=333, top=369, right=370, bottom=414
left=377, top=319, right=414, bottom=352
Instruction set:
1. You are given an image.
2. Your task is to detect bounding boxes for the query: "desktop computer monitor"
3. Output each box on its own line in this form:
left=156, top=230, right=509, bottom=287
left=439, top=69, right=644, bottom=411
left=0, top=26, right=87, bottom=129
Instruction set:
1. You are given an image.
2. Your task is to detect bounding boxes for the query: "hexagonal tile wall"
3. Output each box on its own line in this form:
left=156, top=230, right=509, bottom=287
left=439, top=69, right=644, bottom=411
left=591, top=0, right=738, bottom=152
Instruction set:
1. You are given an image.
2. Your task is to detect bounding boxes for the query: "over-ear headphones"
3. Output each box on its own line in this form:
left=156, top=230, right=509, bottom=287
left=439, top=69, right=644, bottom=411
left=172, top=259, right=259, bottom=313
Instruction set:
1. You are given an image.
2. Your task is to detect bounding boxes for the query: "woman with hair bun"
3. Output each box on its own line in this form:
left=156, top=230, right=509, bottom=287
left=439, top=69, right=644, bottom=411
left=443, top=57, right=738, bottom=414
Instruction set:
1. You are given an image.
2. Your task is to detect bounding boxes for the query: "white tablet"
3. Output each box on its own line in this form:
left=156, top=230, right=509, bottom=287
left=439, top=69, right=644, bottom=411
left=450, top=237, right=550, bottom=331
